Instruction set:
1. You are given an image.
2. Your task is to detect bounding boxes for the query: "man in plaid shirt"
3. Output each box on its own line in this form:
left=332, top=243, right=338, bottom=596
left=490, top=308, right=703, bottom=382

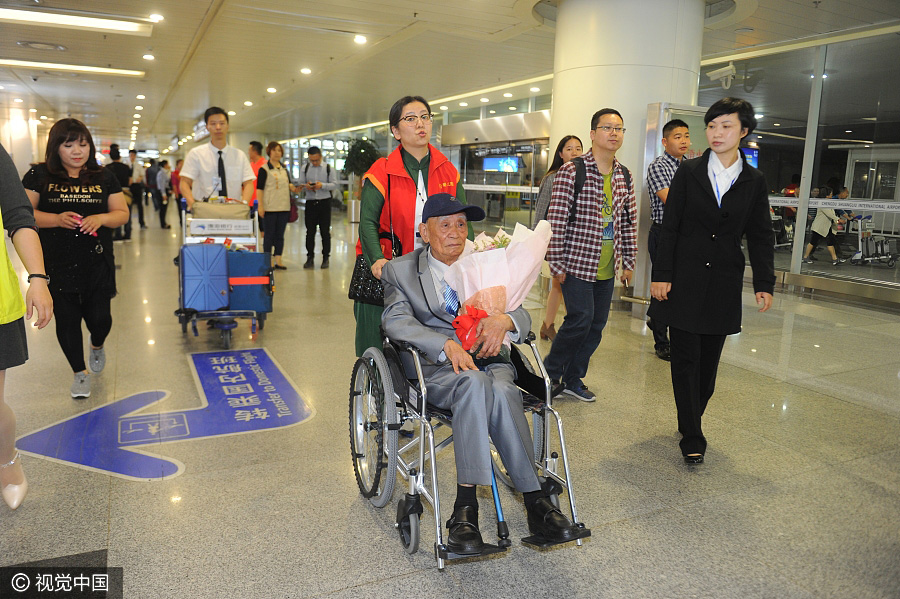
left=544, top=108, right=637, bottom=402
left=645, top=119, right=691, bottom=361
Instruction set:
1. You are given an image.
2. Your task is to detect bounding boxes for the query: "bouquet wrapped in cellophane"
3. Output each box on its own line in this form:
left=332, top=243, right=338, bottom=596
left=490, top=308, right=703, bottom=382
left=444, top=220, right=552, bottom=352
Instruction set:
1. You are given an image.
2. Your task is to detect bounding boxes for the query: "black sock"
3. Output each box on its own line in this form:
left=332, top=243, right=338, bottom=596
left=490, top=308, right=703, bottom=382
left=523, top=490, right=544, bottom=510
left=454, top=485, right=478, bottom=510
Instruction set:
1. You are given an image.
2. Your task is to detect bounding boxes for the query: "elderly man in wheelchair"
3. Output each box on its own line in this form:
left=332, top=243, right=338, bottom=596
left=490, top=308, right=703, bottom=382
left=377, top=193, right=580, bottom=556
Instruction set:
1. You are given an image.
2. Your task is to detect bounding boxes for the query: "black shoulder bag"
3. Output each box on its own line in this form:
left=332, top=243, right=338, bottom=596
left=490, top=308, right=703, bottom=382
left=348, top=173, right=401, bottom=306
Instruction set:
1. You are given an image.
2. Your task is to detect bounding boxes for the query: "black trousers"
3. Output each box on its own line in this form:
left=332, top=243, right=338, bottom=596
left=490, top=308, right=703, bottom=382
left=304, top=199, right=331, bottom=258
left=647, top=223, right=669, bottom=349
left=130, top=183, right=145, bottom=226
left=52, top=288, right=113, bottom=373
left=263, top=211, right=290, bottom=256
left=668, top=327, right=726, bottom=456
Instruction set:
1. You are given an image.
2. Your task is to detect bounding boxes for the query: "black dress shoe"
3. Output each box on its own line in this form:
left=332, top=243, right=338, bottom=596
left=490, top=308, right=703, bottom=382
left=655, top=345, right=671, bottom=361
left=303, top=258, right=314, bottom=270
left=526, top=496, right=578, bottom=542
left=321, top=258, right=329, bottom=269
left=446, top=505, right=484, bottom=555
left=684, top=454, right=704, bottom=464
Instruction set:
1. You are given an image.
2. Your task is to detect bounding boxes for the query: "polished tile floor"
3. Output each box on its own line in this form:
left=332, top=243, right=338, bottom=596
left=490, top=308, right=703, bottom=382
left=4, top=210, right=900, bottom=598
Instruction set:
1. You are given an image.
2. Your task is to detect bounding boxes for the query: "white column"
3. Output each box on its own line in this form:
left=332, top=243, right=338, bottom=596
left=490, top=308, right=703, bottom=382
left=549, top=0, right=704, bottom=174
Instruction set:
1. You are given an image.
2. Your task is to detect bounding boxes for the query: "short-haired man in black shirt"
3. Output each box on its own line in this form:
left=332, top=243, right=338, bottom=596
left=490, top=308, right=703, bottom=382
left=106, top=148, right=132, bottom=240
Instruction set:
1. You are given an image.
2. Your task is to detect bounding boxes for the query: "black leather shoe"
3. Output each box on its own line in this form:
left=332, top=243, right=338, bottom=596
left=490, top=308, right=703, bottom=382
left=655, top=345, right=671, bottom=361
left=684, top=454, right=704, bottom=464
left=321, top=258, right=329, bottom=269
left=446, top=505, right=484, bottom=555
left=303, top=258, right=314, bottom=270
left=526, top=496, right=578, bottom=542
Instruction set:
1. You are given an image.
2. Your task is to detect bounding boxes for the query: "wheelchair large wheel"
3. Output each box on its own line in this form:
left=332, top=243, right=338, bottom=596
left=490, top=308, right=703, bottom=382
left=349, top=348, right=398, bottom=508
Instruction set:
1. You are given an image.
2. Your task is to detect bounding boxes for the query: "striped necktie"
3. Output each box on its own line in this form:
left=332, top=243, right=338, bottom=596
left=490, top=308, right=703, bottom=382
left=443, top=283, right=459, bottom=315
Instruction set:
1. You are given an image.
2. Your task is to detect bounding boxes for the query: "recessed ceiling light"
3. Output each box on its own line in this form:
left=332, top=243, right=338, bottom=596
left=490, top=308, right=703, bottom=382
left=243, top=101, right=253, bottom=106
left=509, top=106, right=516, bottom=110
left=755, top=113, right=764, bottom=119
left=133, top=113, right=141, bottom=118
left=530, top=87, right=540, bottom=92
left=0, top=8, right=152, bottom=35
left=149, top=14, right=164, bottom=23
left=354, top=35, right=367, bottom=44
left=134, top=105, right=143, bottom=110
left=17, top=41, right=66, bottom=51
left=480, top=97, right=489, bottom=103
left=864, top=145, right=870, bottom=148
left=136, top=94, right=145, bottom=99
left=266, top=87, right=276, bottom=93
left=503, top=93, right=512, bottom=98
left=757, top=135, right=763, bottom=139
left=845, top=130, right=852, bottom=133
left=300, top=67, right=312, bottom=75
left=227, top=110, right=236, bottom=116
left=735, top=27, right=754, bottom=33
left=39, top=115, right=47, bottom=120
left=28, top=108, right=36, bottom=112
left=132, top=120, right=139, bottom=125
left=178, top=140, right=184, bottom=145
left=142, top=54, right=154, bottom=60
left=773, top=123, right=781, bottom=126
left=459, top=102, right=468, bottom=107
left=439, top=105, right=449, bottom=111
left=13, top=98, right=23, bottom=103
left=822, top=73, right=828, bottom=78
left=489, top=110, right=496, bottom=114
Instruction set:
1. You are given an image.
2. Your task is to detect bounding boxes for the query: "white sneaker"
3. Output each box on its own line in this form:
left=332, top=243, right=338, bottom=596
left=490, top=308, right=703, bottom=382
left=71, top=372, right=91, bottom=399
left=89, top=346, right=106, bottom=374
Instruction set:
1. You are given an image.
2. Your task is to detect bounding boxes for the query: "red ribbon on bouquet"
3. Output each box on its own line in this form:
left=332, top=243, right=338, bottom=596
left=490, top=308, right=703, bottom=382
left=452, top=305, right=489, bottom=351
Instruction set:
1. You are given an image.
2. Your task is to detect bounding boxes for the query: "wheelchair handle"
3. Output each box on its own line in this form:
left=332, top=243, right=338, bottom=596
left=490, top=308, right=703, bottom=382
left=525, top=331, right=536, bottom=343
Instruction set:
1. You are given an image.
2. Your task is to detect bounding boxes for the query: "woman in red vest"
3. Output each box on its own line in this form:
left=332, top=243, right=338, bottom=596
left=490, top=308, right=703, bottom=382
left=354, top=95, right=472, bottom=356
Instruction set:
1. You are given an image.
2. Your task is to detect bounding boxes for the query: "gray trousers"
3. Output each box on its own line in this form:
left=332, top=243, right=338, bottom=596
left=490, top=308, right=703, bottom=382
left=424, top=362, right=540, bottom=492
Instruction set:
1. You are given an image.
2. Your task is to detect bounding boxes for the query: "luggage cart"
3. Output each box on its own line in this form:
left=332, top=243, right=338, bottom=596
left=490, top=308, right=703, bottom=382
left=848, top=215, right=896, bottom=268
left=175, top=202, right=267, bottom=349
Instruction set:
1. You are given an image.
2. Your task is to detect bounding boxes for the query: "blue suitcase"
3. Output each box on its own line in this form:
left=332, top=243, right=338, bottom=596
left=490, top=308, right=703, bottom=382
left=180, top=244, right=229, bottom=312
left=227, top=251, right=274, bottom=313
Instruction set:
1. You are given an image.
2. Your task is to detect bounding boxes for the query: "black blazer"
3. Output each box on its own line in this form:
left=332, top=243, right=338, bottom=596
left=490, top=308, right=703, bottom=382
left=648, top=149, right=775, bottom=335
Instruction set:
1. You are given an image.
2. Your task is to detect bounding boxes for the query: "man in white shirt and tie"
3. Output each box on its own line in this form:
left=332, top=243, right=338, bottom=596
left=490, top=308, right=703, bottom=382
left=179, top=107, right=255, bottom=210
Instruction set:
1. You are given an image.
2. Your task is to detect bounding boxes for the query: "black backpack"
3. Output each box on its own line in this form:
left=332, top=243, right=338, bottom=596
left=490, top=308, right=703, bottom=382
left=568, top=156, right=632, bottom=224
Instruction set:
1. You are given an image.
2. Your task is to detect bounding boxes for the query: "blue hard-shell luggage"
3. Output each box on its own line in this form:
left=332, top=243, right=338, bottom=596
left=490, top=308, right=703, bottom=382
left=227, top=251, right=274, bottom=313
left=180, top=244, right=229, bottom=311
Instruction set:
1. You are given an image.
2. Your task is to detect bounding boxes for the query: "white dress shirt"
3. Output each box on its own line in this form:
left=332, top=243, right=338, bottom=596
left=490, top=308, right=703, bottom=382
left=707, top=151, right=743, bottom=207
left=181, top=142, right=255, bottom=201
left=130, top=160, right=145, bottom=185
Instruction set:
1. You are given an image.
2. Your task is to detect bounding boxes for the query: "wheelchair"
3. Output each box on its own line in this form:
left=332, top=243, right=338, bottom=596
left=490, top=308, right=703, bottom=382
left=349, top=331, right=590, bottom=570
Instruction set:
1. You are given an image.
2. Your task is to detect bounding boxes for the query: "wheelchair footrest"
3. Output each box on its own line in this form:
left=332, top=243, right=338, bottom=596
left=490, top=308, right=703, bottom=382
left=521, top=526, right=591, bottom=549
left=436, top=543, right=508, bottom=561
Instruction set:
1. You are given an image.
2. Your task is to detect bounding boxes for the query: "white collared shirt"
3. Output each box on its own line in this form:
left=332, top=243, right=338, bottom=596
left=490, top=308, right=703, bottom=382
left=707, top=151, right=743, bottom=207
left=180, top=142, right=255, bottom=201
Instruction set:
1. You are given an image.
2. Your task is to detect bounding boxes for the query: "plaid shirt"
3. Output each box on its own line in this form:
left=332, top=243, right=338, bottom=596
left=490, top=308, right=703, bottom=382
left=646, top=151, right=681, bottom=224
left=546, top=150, right=637, bottom=281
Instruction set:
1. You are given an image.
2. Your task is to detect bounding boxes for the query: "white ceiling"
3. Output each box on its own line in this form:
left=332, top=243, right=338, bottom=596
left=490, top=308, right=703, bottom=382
left=1, top=0, right=898, bottom=151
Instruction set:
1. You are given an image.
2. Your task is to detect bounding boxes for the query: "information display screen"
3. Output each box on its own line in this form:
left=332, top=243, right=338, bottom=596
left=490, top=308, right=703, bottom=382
left=483, top=156, right=520, bottom=172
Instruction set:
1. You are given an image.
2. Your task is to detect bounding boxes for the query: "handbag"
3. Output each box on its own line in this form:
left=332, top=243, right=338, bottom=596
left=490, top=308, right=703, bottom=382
left=289, top=193, right=299, bottom=223
left=348, top=175, right=400, bottom=306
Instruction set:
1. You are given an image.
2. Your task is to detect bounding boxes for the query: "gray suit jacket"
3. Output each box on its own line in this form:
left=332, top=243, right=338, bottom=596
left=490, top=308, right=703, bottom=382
left=381, top=246, right=531, bottom=373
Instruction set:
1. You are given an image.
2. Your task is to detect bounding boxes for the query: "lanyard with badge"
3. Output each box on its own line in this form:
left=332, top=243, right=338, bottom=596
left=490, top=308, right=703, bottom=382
left=414, top=171, right=427, bottom=248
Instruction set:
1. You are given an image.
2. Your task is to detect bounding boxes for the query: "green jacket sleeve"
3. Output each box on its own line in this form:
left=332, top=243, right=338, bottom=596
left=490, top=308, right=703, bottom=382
left=359, top=179, right=386, bottom=265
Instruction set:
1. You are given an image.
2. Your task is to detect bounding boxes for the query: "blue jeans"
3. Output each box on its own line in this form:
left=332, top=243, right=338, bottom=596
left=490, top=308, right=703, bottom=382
left=544, top=275, right=615, bottom=385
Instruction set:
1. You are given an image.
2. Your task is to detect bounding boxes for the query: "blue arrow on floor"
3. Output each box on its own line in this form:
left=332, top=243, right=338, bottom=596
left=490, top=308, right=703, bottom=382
left=16, top=348, right=315, bottom=481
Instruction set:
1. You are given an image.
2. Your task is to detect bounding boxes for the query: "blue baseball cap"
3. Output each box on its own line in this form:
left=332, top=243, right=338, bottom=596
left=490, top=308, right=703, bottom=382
left=421, top=193, right=485, bottom=224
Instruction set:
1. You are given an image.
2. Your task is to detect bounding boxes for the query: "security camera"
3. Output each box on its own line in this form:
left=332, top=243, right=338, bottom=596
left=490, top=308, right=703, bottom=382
left=706, top=62, right=736, bottom=89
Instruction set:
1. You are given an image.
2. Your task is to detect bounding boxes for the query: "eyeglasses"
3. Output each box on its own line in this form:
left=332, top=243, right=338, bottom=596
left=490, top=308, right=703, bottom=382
left=399, top=113, right=435, bottom=125
left=596, top=125, right=626, bottom=134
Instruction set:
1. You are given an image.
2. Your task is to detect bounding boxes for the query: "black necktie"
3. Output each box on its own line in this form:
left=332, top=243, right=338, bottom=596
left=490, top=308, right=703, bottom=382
left=218, top=150, right=228, bottom=198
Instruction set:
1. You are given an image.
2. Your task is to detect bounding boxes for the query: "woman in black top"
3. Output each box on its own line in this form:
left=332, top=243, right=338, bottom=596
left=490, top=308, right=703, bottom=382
left=0, top=142, right=53, bottom=510
left=23, top=118, right=129, bottom=399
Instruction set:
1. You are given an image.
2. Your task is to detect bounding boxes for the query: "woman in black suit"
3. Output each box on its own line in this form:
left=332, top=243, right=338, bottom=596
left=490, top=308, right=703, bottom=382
left=648, top=97, right=775, bottom=464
